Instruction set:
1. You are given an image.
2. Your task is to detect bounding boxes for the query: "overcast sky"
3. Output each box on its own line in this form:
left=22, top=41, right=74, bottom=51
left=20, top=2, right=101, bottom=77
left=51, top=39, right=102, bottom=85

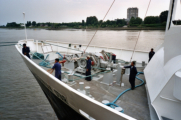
left=0, top=0, right=180, bottom=25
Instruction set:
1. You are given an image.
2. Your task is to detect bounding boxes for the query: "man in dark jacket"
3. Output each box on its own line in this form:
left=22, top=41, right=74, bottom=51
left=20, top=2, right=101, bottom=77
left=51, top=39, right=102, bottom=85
left=85, top=55, right=91, bottom=81
left=112, top=54, right=116, bottom=64
left=124, top=61, right=138, bottom=90
left=149, top=48, right=155, bottom=62
left=22, top=43, right=30, bottom=59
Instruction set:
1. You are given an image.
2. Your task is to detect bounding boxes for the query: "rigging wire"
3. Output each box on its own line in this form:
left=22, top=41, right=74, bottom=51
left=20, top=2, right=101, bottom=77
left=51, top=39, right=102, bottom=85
left=130, top=0, right=152, bottom=62
left=0, top=42, right=17, bottom=44
left=0, top=44, right=16, bottom=47
left=84, top=0, right=116, bottom=52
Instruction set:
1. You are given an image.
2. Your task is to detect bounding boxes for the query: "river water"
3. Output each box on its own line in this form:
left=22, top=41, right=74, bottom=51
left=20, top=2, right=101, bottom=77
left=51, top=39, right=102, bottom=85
left=0, top=28, right=164, bottom=119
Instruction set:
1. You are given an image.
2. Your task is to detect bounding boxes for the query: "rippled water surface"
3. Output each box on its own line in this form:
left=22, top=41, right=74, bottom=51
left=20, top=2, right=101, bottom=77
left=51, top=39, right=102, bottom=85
left=0, top=28, right=164, bottom=119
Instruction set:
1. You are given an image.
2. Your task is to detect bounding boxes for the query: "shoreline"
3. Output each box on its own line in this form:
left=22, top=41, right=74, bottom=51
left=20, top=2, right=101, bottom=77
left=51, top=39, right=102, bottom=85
left=0, top=27, right=165, bottom=30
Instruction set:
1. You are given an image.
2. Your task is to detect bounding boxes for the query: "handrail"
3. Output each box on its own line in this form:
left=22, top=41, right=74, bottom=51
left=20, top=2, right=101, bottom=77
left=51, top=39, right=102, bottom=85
left=18, top=39, right=149, bottom=53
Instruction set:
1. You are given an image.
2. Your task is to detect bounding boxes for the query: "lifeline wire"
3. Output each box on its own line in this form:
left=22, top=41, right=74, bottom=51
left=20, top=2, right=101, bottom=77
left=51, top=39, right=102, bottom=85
left=0, top=44, right=16, bottom=47
left=0, top=42, right=17, bottom=44
left=130, top=0, right=152, bottom=62
left=41, top=41, right=83, bottom=52
left=84, top=0, right=116, bottom=52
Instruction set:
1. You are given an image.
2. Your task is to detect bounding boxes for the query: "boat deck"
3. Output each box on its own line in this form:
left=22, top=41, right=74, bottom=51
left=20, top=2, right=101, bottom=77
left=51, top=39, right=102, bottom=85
left=33, top=59, right=150, bottom=120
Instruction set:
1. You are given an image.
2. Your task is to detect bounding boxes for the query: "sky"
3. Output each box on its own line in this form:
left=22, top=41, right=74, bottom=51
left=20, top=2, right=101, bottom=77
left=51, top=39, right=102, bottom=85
left=0, top=0, right=180, bottom=25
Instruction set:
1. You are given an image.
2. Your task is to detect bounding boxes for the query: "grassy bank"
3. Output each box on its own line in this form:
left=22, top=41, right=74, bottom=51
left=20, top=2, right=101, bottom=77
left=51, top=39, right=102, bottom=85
left=0, top=26, right=165, bottom=30
left=47, top=26, right=165, bottom=30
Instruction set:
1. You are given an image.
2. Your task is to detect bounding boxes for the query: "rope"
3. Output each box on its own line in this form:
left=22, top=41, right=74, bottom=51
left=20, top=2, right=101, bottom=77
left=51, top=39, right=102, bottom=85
left=84, top=0, right=116, bottom=52
left=105, top=72, right=144, bottom=113
left=38, top=54, right=51, bottom=68
left=130, top=0, right=152, bottom=62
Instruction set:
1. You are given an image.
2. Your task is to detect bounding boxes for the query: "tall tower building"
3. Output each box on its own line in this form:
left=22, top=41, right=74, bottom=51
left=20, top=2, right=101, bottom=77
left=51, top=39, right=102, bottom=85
left=127, top=8, right=138, bottom=21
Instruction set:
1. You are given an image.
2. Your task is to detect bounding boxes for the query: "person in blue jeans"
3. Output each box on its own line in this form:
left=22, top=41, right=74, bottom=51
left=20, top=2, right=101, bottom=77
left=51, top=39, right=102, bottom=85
left=124, top=61, right=137, bottom=90
left=47, top=58, right=61, bottom=80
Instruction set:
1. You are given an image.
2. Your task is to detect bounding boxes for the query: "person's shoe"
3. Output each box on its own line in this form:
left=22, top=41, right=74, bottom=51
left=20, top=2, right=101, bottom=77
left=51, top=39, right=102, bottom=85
left=131, top=87, right=135, bottom=90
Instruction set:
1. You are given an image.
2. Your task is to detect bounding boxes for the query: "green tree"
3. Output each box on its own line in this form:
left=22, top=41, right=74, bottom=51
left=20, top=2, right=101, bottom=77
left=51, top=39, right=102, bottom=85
left=32, top=21, right=36, bottom=26
left=116, top=19, right=123, bottom=25
left=86, top=16, right=98, bottom=25
left=82, top=20, right=85, bottom=26
left=144, top=16, right=160, bottom=24
left=159, top=10, right=168, bottom=23
left=129, top=17, right=142, bottom=25
left=129, top=17, right=135, bottom=24
left=36, top=23, right=40, bottom=27
left=106, top=20, right=111, bottom=25
left=46, top=22, right=51, bottom=26
left=99, top=20, right=103, bottom=25
left=135, top=17, right=142, bottom=24
left=26, top=21, right=32, bottom=27
left=6, top=22, right=20, bottom=27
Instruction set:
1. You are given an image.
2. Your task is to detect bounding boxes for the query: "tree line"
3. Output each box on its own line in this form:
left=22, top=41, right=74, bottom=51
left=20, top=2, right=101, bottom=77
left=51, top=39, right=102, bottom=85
left=129, top=10, right=169, bottom=27
left=5, top=10, right=181, bottom=28
left=5, top=17, right=127, bottom=28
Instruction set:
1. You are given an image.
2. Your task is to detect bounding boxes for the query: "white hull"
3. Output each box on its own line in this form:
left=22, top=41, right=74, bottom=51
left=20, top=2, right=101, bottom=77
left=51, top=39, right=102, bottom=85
left=16, top=43, right=137, bottom=120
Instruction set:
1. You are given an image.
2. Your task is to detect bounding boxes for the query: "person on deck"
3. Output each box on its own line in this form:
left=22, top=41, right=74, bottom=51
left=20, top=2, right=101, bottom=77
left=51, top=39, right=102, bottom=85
left=47, top=58, right=61, bottom=80
left=148, top=48, right=155, bottom=62
left=22, top=43, right=30, bottom=59
left=112, top=53, right=116, bottom=64
left=85, top=55, right=92, bottom=81
left=124, top=61, right=137, bottom=90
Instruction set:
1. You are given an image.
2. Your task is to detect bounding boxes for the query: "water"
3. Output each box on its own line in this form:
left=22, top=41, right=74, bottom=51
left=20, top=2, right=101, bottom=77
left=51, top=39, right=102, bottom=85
left=0, top=28, right=164, bottom=119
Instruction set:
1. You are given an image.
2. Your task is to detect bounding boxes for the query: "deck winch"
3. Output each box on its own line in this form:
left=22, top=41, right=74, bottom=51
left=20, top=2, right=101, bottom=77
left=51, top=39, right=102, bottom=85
left=73, top=50, right=118, bottom=74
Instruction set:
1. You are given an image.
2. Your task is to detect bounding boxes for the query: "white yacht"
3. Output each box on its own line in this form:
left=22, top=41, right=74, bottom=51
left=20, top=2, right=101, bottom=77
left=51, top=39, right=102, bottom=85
left=15, top=0, right=181, bottom=119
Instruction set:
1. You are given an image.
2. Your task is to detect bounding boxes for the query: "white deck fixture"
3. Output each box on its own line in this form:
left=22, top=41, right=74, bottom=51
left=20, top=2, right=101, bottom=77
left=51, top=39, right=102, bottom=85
left=115, top=107, right=123, bottom=112
left=101, top=68, right=113, bottom=85
left=142, top=61, right=145, bottom=66
left=85, top=86, right=90, bottom=96
left=173, top=71, right=181, bottom=100
left=68, top=74, right=74, bottom=82
left=116, top=64, right=124, bottom=85
left=102, top=100, right=110, bottom=104
left=79, top=82, right=84, bottom=91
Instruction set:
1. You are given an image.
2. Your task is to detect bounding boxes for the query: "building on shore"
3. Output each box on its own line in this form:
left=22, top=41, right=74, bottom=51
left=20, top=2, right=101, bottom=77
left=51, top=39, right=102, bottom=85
left=127, top=7, right=138, bottom=21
